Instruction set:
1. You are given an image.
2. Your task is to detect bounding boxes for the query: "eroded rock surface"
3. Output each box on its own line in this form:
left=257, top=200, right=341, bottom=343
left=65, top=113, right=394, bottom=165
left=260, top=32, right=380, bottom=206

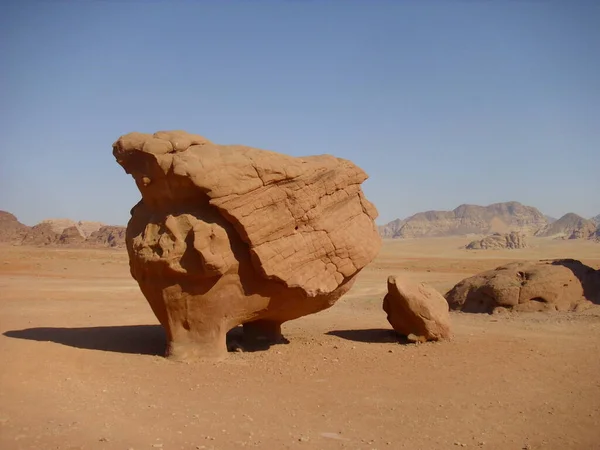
left=113, top=130, right=381, bottom=360
left=445, top=259, right=600, bottom=313
left=383, top=275, right=452, bottom=342
left=466, top=231, right=527, bottom=250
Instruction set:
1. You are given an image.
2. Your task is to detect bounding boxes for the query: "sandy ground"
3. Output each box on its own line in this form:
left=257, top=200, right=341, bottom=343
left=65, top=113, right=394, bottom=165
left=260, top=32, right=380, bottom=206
left=1, top=237, right=600, bottom=450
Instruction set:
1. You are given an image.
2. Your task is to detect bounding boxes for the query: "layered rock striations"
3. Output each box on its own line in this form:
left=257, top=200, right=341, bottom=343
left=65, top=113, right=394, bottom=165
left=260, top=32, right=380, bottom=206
left=113, top=130, right=381, bottom=360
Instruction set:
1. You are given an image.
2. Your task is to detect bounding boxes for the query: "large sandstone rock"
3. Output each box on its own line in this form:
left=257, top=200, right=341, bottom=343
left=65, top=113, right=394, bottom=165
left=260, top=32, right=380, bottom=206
left=382, top=275, right=452, bottom=341
left=113, top=130, right=381, bottom=360
left=535, top=213, right=597, bottom=240
left=465, top=231, right=527, bottom=250
left=445, top=259, right=600, bottom=313
left=379, top=201, right=547, bottom=239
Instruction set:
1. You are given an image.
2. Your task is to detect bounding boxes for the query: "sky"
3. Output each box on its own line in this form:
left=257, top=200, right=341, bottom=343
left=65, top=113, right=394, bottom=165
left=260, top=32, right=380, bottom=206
left=1, top=1, right=599, bottom=226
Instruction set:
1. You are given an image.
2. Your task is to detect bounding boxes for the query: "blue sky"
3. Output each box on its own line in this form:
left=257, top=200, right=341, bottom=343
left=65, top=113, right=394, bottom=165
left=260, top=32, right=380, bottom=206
left=1, top=1, right=599, bottom=226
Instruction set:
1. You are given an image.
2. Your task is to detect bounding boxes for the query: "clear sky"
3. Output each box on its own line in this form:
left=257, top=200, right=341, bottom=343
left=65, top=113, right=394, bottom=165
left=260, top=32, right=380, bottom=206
left=1, top=1, right=599, bottom=226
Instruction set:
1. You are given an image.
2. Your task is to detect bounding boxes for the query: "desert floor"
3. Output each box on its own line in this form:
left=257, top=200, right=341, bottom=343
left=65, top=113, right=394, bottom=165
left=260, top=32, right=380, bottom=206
left=1, top=238, right=600, bottom=450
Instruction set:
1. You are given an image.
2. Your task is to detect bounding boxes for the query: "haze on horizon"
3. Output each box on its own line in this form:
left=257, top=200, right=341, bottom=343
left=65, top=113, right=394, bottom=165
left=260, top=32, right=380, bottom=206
left=1, top=1, right=598, bottom=227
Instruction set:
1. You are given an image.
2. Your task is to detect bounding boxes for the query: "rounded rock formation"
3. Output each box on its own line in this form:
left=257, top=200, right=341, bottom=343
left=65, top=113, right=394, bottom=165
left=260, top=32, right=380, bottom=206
left=445, top=259, right=600, bottom=313
left=383, top=275, right=452, bottom=342
left=465, top=231, right=527, bottom=250
left=113, top=130, right=381, bottom=360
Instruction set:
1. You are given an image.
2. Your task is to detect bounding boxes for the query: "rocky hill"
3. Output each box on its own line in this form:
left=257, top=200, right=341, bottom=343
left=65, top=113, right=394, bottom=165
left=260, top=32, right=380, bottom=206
left=0, top=211, right=30, bottom=244
left=86, top=226, right=126, bottom=248
left=535, top=213, right=597, bottom=240
left=591, top=214, right=600, bottom=225
left=465, top=231, right=527, bottom=250
left=0, top=211, right=126, bottom=248
left=378, top=218, right=405, bottom=239
left=380, top=201, right=548, bottom=239
left=40, top=219, right=104, bottom=238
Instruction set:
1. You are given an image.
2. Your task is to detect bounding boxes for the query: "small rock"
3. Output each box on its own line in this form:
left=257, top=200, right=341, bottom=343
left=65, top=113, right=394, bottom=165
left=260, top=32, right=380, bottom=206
left=384, top=276, right=452, bottom=341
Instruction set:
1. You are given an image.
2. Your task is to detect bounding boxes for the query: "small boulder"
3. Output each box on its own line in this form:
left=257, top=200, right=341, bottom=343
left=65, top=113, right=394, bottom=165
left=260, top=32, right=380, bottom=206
left=383, top=275, right=452, bottom=342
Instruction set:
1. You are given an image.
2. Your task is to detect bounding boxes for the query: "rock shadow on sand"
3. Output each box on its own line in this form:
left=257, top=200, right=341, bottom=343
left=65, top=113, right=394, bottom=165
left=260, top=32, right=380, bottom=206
left=3, top=325, right=290, bottom=356
left=4, top=325, right=168, bottom=356
left=327, top=328, right=411, bottom=344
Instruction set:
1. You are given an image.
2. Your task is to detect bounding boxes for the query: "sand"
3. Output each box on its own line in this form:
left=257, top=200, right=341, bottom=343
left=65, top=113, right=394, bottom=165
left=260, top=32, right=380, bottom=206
left=1, top=237, right=599, bottom=450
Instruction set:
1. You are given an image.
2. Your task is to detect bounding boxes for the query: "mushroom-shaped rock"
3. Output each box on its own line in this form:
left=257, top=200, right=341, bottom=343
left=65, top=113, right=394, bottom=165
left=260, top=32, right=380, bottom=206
left=383, top=275, right=452, bottom=342
left=113, top=130, right=381, bottom=360
left=445, top=259, right=600, bottom=313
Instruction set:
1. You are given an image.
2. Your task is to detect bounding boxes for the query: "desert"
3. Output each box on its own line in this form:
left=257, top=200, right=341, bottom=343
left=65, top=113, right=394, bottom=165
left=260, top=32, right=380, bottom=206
left=3, top=2, right=600, bottom=449
left=2, top=233, right=600, bottom=449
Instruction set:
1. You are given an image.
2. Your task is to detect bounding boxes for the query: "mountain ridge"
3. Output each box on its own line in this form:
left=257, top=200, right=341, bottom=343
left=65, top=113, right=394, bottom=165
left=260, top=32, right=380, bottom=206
left=0, top=211, right=126, bottom=248
left=380, top=201, right=548, bottom=239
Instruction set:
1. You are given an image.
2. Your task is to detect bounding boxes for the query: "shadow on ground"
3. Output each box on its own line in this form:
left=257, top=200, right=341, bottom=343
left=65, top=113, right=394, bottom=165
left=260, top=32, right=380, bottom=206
left=226, top=325, right=290, bottom=353
left=3, top=324, right=290, bottom=356
left=4, top=325, right=167, bottom=356
left=327, top=328, right=409, bottom=344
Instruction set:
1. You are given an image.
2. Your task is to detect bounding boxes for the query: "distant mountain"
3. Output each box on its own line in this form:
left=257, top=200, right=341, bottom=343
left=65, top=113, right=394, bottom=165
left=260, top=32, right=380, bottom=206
left=0, top=211, right=126, bottom=248
left=545, top=215, right=557, bottom=224
left=86, top=226, right=126, bottom=248
left=378, top=218, right=405, bottom=239
left=379, top=201, right=548, bottom=239
left=535, top=213, right=597, bottom=240
left=0, top=211, right=30, bottom=244
left=40, top=219, right=104, bottom=238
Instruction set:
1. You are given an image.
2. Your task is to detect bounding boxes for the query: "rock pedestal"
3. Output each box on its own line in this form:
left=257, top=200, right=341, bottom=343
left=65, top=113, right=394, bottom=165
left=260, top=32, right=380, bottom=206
left=113, top=130, right=381, bottom=360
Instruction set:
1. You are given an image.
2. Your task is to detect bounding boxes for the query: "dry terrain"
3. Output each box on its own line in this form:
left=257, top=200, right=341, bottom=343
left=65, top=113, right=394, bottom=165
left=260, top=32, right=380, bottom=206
left=1, top=237, right=600, bottom=450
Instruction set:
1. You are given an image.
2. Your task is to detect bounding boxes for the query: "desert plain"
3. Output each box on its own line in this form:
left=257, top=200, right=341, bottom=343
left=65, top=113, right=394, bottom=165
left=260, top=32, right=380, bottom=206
left=1, top=237, right=599, bottom=450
